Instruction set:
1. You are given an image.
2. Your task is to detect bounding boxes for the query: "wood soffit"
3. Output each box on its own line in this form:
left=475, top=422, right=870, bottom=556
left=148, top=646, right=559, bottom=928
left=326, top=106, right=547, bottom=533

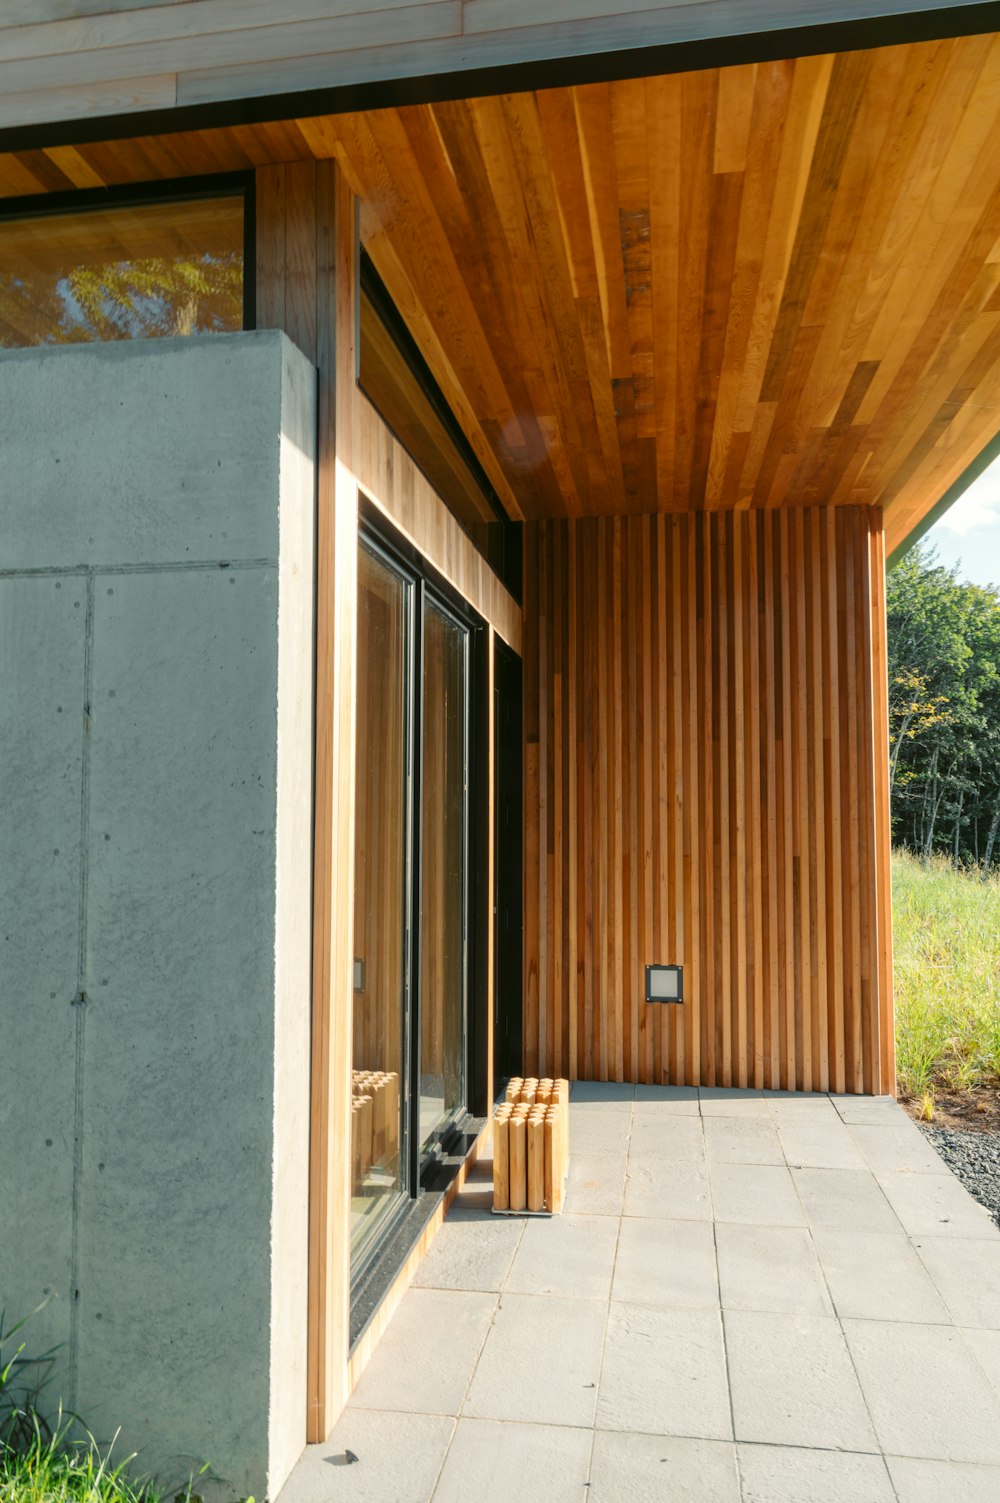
left=2, top=33, right=1000, bottom=548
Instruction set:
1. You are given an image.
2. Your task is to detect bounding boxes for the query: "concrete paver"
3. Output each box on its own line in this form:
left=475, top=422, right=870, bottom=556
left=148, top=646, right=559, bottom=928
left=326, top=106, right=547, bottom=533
left=624, top=1157, right=713, bottom=1219
left=843, top=1317, right=1000, bottom=1463
left=432, top=1418, right=591, bottom=1503
left=463, top=1292, right=606, bottom=1426
left=709, top=1162, right=806, bottom=1226
left=715, top=1223, right=832, bottom=1316
left=503, top=1212, right=617, bottom=1299
left=612, top=1216, right=719, bottom=1308
left=597, top=1301, right=732, bottom=1439
left=811, top=1227, right=951, bottom=1324
left=912, top=1235, right=1000, bottom=1327
left=737, top=1444, right=895, bottom=1503
left=886, top=1455, right=1000, bottom=1503
left=279, top=1087, right=1000, bottom=1503
left=725, top=1308, right=877, bottom=1451
left=590, top=1432, right=740, bottom=1502
left=791, top=1165, right=903, bottom=1233
left=703, top=1115, right=784, bottom=1165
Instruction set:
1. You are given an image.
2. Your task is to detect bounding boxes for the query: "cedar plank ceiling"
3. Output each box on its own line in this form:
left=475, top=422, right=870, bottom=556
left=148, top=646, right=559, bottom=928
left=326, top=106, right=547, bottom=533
left=3, top=34, right=1000, bottom=549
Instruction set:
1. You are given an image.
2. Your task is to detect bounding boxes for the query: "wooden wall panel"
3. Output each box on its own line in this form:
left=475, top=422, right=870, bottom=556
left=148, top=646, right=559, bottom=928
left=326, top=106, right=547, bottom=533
left=256, top=156, right=518, bottom=1444
left=523, top=504, right=893, bottom=1093
left=257, top=157, right=359, bottom=1444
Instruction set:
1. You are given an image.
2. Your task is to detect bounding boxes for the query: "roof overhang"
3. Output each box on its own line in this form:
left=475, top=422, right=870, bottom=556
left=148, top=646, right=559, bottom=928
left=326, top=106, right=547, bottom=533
left=1, top=11, right=999, bottom=554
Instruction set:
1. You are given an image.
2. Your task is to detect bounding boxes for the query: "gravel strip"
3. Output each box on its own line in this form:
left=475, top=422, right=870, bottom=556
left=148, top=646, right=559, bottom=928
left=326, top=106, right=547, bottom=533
left=919, top=1123, right=1000, bottom=1231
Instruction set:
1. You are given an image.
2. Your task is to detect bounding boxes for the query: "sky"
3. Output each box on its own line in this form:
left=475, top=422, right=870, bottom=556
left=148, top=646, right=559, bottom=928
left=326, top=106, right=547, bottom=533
left=919, top=454, right=1000, bottom=592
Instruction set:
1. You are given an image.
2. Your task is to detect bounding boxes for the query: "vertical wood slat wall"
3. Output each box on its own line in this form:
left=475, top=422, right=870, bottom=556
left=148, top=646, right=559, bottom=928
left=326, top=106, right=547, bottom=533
left=523, top=504, right=893, bottom=1095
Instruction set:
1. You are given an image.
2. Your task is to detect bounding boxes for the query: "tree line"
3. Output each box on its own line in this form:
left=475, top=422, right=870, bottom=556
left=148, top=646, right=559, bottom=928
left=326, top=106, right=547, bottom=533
left=888, top=544, right=1000, bottom=874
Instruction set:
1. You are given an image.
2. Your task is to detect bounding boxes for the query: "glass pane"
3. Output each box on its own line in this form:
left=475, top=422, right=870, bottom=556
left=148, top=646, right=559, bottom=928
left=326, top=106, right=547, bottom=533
left=419, top=598, right=468, bottom=1157
left=0, top=195, right=243, bottom=347
left=352, top=543, right=409, bottom=1267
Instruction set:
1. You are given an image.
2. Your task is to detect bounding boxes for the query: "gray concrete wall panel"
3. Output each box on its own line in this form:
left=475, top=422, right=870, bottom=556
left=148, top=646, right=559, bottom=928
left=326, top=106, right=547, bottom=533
left=0, top=576, right=86, bottom=1378
left=0, top=330, right=317, bottom=1499
left=78, top=567, right=278, bottom=1489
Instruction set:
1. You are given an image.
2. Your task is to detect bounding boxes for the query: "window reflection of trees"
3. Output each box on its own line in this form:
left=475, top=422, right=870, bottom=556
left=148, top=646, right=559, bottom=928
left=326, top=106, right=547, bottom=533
left=0, top=251, right=242, bottom=346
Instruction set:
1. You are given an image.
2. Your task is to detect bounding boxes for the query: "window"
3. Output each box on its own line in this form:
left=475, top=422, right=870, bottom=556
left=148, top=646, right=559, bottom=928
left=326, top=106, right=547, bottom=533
left=358, top=253, right=521, bottom=600
left=350, top=507, right=486, bottom=1282
left=0, top=183, right=247, bottom=347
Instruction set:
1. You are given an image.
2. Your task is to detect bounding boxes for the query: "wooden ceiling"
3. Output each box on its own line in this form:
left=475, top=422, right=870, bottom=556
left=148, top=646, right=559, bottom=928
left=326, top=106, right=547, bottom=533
left=2, top=32, right=1000, bottom=548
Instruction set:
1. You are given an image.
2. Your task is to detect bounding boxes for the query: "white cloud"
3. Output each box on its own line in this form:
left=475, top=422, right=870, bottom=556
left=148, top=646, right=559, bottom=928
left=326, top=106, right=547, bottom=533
left=937, top=456, right=1000, bottom=537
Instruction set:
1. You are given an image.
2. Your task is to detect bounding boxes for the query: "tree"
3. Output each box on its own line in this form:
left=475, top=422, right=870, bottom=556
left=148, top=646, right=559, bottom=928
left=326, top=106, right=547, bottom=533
left=887, top=543, right=1000, bottom=874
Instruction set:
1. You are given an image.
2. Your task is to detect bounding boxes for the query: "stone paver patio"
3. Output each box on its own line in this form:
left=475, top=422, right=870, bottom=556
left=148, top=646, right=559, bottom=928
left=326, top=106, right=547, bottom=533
left=280, top=1085, right=1000, bottom=1503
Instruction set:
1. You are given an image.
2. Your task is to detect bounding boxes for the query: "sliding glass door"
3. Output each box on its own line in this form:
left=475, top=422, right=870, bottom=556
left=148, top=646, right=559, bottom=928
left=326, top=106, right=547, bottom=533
left=419, top=598, right=469, bottom=1161
left=351, top=517, right=476, bottom=1281
left=351, top=541, right=411, bottom=1267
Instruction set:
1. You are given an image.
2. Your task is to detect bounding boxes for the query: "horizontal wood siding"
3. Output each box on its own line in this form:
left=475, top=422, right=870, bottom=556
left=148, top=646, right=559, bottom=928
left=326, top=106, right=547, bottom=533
left=0, top=2, right=980, bottom=130
left=523, top=504, right=892, bottom=1093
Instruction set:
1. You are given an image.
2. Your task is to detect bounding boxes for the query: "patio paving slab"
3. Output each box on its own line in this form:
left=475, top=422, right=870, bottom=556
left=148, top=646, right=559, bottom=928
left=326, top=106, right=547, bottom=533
left=590, top=1431, right=740, bottom=1502
left=278, top=1410, right=454, bottom=1503
left=876, top=1169, right=1000, bottom=1239
left=913, top=1235, right=1000, bottom=1327
left=709, top=1162, right=806, bottom=1226
left=886, top=1455, right=1000, bottom=1503
left=715, top=1223, right=832, bottom=1316
left=432, top=1418, right=591, bottom=1503
left=563, top=1150, right=627, bottom=1216
left=463, top=1292, right=606, bottom=1427
left=279, top=1086, right=1000, bottom=1503
left=725, top=1308, right=877, bottom=1451
left=347, top=1288, right=496, bottom=1417
left=737, top=1443, right=895, bottom=1503
left=811, top=1227, right=951, bottom=1324
left=612, top=1216, right=718, bottom=1309
left=703, top=1115, right=784, bottom=1165
left=412, top=1211, right=524, bottom=1293
left=596, top=1301, right=732, bottom=1440
left=775, top=1119, right=868, bottom=1170
left=624, top=1158, right=713, bottom=1220
left=791, top=1166, right=902, bottom=1233
left=629, top=1112, right=705, bottom=1161
left=842, top=1317, right=1000, bottom=1463
left=503, top=1212, right=618, bottom=1300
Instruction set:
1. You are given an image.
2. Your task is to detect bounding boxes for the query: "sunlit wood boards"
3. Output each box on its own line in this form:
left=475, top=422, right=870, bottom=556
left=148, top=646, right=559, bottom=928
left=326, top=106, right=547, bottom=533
left=2, top=33, right=1000, bottom=551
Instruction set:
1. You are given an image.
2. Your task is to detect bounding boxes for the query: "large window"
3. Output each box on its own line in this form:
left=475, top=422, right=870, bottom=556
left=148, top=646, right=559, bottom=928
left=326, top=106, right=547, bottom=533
left=350, top=509, right=484, bottom=1280
left=358, top=253, right=521, bottom=600
left=0, top=184, right=246, bottom=347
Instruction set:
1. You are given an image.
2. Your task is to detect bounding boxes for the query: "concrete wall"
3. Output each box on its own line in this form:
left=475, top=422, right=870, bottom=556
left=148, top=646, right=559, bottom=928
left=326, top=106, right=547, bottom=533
left=0, top=331, right=316, bottom=1499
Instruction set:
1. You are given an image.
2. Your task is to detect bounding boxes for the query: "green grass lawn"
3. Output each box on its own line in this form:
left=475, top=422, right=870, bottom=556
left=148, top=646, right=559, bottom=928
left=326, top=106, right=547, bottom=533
left=893, top=850, right=1000, bottom=1097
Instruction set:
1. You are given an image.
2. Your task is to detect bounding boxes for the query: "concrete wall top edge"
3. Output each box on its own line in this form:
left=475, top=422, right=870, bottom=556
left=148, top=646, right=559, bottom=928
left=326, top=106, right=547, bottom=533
left=0, top=329, right=316, bottom=573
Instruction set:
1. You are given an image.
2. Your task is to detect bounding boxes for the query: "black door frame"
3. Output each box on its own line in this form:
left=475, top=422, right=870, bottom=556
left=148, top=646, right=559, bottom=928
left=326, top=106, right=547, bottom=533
left=493, top=637, right=523, bottom=1096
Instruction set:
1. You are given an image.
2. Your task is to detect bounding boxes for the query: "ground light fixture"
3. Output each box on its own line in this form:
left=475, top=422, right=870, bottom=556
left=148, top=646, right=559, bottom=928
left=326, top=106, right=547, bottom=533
left=645, top=964, right=683, bottom=1003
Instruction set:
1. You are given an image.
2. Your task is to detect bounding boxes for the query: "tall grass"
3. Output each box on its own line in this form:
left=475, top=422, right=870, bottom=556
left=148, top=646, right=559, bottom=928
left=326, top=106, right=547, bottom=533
left=1, top=1309, right=217, bottom=1503
left=893, top=850, right=1000, bottom=1095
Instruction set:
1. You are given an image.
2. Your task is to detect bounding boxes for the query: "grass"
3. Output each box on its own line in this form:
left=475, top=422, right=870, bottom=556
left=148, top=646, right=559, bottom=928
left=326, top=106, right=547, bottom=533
left=1, top=1310, right=221, bottom=1503
left=893, top=849, right=1000, bottom=1097
left=0, top=1418, right=179, bottom=1503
